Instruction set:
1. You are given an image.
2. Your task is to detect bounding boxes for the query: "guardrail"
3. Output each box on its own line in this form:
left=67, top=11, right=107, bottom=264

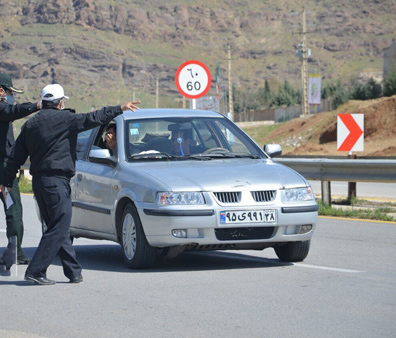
left=274, top=157, right=396, bottom=204
left=274, top=158, right=396, bottom=182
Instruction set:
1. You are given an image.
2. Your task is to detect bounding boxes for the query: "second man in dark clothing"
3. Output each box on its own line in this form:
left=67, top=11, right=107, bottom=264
left=0, top=73, right=40, bottom=265
left=0, top=84, right=140, bottom=285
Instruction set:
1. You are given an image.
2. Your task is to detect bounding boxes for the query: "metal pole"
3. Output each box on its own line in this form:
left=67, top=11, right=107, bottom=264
left=155, top=78, right=159, bottom=108
left=302, top=8, right=309, bottom=116
left=321, top=181, right=331, bottom=206
left=228, top=45, right=234, bottom=120
left=347, top=153, right=357, bottom=203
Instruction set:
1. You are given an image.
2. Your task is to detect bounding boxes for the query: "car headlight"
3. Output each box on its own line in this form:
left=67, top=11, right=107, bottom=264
left=156, top=192, right=205, bottom=205
left=284, top=187, right=314, bottom=202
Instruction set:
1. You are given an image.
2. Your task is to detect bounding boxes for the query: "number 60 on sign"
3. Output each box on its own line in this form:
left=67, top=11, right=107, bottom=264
left=175, top=60, right=212, bottom=99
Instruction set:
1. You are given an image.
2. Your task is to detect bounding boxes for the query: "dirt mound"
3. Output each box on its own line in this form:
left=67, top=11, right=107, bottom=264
left=264, top=95, right=396, bottom=157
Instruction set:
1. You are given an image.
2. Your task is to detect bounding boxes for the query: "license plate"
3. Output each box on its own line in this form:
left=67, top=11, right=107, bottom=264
left=220, top=210, right=276, bottom=224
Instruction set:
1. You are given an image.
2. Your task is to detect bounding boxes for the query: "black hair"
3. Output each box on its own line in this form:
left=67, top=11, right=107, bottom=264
left=42, top=99, right=62, bottom=109
left=106, top=123, right=116, bottom=132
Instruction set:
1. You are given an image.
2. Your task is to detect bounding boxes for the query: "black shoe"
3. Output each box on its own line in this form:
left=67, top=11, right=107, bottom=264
left=69, top=275, right=83, bottom=283
left=17, top=256, right=31, bottom=265
left=25, top=275, right=56, bottom=285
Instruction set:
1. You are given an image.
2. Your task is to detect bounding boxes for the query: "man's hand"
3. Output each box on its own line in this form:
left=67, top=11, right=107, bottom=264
left=105, top=133, right=117, bottom=152
left=121, top=100, right=141, bottom=112
left=0, top=185, right=12, bottom=199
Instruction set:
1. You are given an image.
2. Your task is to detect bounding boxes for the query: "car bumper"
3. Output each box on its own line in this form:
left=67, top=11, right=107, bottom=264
left=137, top=203, right=318, bottom=248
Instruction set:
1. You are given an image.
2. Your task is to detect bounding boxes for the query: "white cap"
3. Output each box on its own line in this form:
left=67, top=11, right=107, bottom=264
left=41, top=84, right=69, bottom=101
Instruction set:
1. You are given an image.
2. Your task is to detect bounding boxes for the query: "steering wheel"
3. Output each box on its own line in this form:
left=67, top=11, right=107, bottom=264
left=203, top=147, right=230, bottom=154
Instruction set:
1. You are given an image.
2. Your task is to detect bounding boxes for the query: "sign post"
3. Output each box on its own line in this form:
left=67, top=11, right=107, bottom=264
left=337, top=113, right=364, bottom=203
left=175, top=60, right=211, bottom=109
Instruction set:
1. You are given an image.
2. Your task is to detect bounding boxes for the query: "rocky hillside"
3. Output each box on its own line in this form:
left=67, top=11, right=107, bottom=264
left=1, top=0, right=395, bottom=110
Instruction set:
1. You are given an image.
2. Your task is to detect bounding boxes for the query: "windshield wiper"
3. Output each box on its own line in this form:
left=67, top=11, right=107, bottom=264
left=198, top=153, right=261, bottom=159
left=129, top=152, right=177, bottom=160
left=128, top=152, right=212, bottom=161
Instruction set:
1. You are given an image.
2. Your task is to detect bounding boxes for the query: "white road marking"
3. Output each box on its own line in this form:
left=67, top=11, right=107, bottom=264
left=294, top=263, right=365, bottom=273
left=208, top=252, right=365, bottom=274
left=0, top=229, right=5, bottom=233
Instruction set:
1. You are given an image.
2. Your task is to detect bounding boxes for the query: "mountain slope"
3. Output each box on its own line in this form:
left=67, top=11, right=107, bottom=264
left=1, top=0, right=395, bottom=111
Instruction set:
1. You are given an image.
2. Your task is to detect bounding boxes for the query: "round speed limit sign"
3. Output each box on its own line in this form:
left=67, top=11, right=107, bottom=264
left=175, top=60, right=212, bottom=99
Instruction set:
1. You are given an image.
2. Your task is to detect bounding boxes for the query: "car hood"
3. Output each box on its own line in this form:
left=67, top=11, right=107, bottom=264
left=129, top=158, right=308, bottom=191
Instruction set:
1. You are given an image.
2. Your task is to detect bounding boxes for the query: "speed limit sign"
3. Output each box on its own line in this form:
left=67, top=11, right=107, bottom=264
left=175, top=60, right=212, bottom=99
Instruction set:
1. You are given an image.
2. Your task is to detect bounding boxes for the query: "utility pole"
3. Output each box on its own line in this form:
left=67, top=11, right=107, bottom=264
left=228, top=45, right=234, bottom=120
left=301, top=8, right=309, bottom=116
left=155, top=78, right=159, bottom=108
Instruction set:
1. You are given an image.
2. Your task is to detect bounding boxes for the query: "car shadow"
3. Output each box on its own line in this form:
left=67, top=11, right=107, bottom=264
left=1, top=243, right=292, bottom=276
left=72, top=243, right=292, bottom=273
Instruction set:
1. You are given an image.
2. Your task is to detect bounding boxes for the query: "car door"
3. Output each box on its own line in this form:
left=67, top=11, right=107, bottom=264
left=72, top=125, right=119, bottom=236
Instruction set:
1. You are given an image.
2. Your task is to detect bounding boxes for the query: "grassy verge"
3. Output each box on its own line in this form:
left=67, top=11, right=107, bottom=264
left=317, top=200, right=395, bottom=222
left=18, top=175, right=33, bottom=194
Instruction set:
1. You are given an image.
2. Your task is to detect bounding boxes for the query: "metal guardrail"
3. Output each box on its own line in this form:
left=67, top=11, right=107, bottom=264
left=274, top=158, right=396, bottom=183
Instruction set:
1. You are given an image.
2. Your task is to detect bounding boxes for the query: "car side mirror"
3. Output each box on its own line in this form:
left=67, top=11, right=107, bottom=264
left=264, top=144, right=282, bottom=158
left=89, top=149, right=116, bottom=166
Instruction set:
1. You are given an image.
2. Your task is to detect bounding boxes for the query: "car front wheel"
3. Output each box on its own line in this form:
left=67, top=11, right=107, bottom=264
left=119, top=203, right=156, bottom=269
left=274, top=240, right=311, bottom=262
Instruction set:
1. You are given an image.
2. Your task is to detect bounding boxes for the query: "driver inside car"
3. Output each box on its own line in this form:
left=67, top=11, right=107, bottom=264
left=104, top=123, right=117, bottom=156
left=170, top=126, right=192, bottom=156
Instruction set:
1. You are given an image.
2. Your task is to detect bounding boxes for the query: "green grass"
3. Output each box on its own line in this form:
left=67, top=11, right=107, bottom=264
left=18, top=175, right=33, bottom=194
left=241, top=123, right=285, bottom=147
left=317, top=201, right=395, bottom=222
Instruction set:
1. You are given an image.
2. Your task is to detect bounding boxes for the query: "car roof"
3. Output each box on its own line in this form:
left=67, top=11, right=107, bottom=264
left=122, top=108, right=223, bottom=120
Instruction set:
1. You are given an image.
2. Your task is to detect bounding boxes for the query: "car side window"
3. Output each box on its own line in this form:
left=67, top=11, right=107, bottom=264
left=76, top=129, right=93, bottom=160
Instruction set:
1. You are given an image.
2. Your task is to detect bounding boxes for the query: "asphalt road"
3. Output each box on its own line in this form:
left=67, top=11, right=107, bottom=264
left=0, top=195, right=395, bottom=338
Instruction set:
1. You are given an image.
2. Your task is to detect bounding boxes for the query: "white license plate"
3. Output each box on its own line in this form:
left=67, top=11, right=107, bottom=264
left=220, top=210, right=276, bottom=224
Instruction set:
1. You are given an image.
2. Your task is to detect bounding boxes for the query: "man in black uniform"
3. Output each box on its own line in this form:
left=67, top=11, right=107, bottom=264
left=0, top=73, right=40, bottom=265
left=0, top=84, right=140, bottom=285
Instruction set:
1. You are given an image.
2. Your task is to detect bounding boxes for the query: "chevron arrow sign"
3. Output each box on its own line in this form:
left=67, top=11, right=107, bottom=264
left=337, top=114, right=364, bottom=152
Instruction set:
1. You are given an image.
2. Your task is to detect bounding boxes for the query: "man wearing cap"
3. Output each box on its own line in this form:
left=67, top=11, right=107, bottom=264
left=0, top=83, right=140, bottom=285
left=0, top=73, right=40, bottom=265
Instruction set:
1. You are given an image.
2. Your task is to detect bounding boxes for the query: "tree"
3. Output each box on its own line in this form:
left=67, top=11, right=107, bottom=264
left=366, top=78, right=382, bottom=99
left=258, top=79, right=272, bottom=108
left=271, top=80, right=301, bottom=107
left=332, top=81, right=349, bottom=109
left=383, top=67, right=396, bottom=97
left=350, top=81, right=368, bottom=100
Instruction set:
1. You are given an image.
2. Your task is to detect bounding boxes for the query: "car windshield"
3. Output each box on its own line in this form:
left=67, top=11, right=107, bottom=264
left=126, top=116, right=265, bottom=160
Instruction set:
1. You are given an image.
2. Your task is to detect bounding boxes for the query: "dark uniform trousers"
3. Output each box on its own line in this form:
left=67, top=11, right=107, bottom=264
left=26, top=175, right=82, bottom=279
left=0, top=160, right=24, bottom=257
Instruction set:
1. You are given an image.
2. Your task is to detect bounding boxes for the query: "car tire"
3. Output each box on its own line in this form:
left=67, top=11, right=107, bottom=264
left=274, top=240, right=310, bottom=262
left=119, top=203, right=156, bottom=269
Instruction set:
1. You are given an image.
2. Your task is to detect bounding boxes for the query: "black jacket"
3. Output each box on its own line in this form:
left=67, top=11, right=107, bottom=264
left=2, top=105, right=123, bottom=187
left=0, top=101, right=38, bottom=159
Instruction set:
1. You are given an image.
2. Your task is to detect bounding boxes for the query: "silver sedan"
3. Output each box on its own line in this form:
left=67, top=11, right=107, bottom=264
left=70, top=109, right=318, bottom=268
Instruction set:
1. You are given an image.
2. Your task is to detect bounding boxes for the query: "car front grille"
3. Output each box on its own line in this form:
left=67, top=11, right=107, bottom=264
left=251, top=190, right=276, bottom=202
left=215, top=227, right=275, bottom=241
left=213, top=192, right=241, bottom=203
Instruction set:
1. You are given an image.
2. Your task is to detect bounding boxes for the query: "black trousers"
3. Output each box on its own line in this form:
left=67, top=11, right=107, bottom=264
left=0, top=160, right=25, bottom=257
left=26, top=175, right=82, bottom=279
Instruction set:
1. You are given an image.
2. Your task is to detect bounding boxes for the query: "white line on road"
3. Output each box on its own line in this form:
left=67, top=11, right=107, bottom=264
left=208, top=252, right=365, bottom=274
left=294, top=263, right=365, bottom=273
left=0, top=229, right=5, bottom=233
